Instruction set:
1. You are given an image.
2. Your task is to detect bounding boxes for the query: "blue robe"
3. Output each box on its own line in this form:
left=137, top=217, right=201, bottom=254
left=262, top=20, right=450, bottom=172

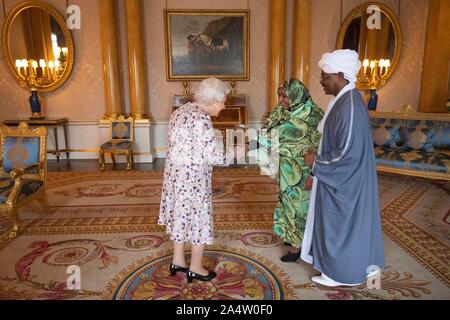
left=310, top=89, right=385, bottom=284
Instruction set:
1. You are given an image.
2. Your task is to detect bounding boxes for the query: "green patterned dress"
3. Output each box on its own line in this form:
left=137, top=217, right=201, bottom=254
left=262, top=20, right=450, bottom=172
left=258, top=80, right=324, bottom=248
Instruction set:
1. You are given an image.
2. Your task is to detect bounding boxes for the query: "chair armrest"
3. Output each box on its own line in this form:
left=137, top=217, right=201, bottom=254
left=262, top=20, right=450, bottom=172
left=0, top=163, right=42, bottom=180
left=10, top=165, right=42, bottom=182
left=3, top=171, right=24, bottom=207
left=10, top=168, right=25, bottom=179
left=2, top=163, right=43, bottom=206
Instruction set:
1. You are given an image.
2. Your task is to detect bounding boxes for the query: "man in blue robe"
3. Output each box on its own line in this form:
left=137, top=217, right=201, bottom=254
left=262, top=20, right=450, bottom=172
left=300, top=49, right=385, bottom=287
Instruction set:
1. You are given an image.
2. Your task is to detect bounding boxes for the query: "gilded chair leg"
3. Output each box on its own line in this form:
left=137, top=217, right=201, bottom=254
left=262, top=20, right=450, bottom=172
left=8, top=208, right=19, bottom=239
left=126, top=152, right=132, bottom=170
left=39, top=192, right=52, bottom=215
left=99, top=150, right=105, bottom=171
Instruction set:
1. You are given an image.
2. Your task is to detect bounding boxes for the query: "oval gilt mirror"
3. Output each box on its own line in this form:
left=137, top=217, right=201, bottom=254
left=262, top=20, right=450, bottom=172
left=2, top=1, right=74, bottom=92
left=336, top=2, right=402, bottom=90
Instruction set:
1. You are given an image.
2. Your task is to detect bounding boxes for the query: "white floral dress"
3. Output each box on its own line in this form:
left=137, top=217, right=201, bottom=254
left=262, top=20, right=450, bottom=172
left=158, top=103, right=223, bottom=245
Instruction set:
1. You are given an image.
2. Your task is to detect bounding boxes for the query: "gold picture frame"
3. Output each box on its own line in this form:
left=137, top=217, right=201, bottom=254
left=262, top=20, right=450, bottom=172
left=164, top=9, right=250, bottom=81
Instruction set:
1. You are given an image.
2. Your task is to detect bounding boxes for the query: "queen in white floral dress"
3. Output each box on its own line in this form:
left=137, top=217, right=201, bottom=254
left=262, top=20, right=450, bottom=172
left=158, top=102, right=224, bottom=245
left=159, top=78, right=228, bottom=282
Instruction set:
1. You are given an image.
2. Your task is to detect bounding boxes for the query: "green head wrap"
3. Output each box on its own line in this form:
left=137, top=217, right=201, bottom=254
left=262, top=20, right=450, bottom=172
left=282, top=79, right=312, bottom=111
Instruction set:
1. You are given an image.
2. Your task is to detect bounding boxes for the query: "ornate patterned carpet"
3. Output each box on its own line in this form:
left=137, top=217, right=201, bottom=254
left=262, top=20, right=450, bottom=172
left=0, top=168, right=449, bottom=300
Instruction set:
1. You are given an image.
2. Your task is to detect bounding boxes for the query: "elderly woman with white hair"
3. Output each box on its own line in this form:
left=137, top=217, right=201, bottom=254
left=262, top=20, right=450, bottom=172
left=159, top=77, right=229, bottom=283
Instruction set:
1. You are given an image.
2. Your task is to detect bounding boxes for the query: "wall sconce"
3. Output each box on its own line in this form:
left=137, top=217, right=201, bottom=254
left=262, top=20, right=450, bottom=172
left=358, top=58, right=391, bottom=110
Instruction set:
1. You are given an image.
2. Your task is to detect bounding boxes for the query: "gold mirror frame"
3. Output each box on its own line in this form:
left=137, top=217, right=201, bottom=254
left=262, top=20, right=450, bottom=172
left=336, top=2, right=402, bottom=90
left=2, top=1, right=74, bottom=93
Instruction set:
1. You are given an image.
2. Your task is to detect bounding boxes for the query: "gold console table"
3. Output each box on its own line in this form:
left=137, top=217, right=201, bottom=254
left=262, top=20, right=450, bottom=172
left=2, top=118, right=70, bottom=162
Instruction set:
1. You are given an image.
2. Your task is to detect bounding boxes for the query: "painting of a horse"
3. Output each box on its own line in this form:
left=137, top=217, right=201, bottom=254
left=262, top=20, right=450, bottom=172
left=165, top=10, right=249, bottom=80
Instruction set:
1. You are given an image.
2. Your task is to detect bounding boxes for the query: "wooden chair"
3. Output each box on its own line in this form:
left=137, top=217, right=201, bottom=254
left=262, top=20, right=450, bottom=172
left=99, top=116, right=134, bottom=170
left=0, top=122, right=51, bottom=239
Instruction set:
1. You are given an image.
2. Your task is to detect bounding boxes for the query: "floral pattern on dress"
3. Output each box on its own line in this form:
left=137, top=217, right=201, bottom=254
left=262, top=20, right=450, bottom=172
left=158, top=103, right=223, bottom=245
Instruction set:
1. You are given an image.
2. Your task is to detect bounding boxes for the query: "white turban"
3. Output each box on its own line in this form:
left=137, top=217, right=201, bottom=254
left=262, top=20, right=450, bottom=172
left=318, top=49, right=361, bottom=83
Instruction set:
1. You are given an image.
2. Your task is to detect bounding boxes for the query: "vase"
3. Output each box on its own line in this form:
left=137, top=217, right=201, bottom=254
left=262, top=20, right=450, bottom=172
left=367, top=89, right=378, bottom=111
left=29, top=91, right=43, bottom=119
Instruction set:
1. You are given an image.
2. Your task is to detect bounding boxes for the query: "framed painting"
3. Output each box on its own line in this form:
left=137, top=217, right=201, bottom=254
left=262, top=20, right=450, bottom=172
left=164, top=9, right=250, bottom=81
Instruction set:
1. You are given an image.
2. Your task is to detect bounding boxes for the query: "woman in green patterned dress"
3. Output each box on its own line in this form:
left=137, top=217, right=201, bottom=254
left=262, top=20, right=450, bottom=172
left=258, top=79, right=324, bottom=262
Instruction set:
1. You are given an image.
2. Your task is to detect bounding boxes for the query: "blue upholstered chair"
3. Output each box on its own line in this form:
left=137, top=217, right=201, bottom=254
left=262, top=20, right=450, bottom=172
left=0, top=122, right=51, bottom=239
left=99, top=116, right=134, bottom=170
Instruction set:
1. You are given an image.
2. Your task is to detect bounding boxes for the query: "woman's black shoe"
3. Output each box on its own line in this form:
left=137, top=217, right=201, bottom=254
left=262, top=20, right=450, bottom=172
left=187, top=270, right=217, bottom=283
left=170, top=263, right=189, bottom=276
left=280, top=250, right=301, bottom=262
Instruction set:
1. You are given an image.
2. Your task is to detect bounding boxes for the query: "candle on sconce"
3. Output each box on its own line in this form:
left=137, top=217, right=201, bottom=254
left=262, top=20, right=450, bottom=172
left=385, top=59, right=391, bottom=74
left=61, top=47, right=68, bottom=57
left=54, top=60, right=61, bottom=76
left=379, top=59, right=385, bottom=75
left=54, top=46, right=62, bottom=59
left=32, top=60, right=38, bottom=75
left=39, top=59, right=46, bottom=77
left=21, top=59, right=28, bottom=75
left=15, top=59, right=22, bottom=74
left=48, top=60, right=55, bottom=80
left=370, top=60, right=376, bottom=75
left=363, top=59, right=369, bottom=75
left=48, top=60, right=55, bottom=76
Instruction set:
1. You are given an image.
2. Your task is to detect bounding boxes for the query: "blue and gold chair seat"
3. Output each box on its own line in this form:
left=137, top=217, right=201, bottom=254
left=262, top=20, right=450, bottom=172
left=0, top=122, right=51, bottom=239
left=99, top=116, right=134, bottom=171
left=100, top=140, right=133, bottom=150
